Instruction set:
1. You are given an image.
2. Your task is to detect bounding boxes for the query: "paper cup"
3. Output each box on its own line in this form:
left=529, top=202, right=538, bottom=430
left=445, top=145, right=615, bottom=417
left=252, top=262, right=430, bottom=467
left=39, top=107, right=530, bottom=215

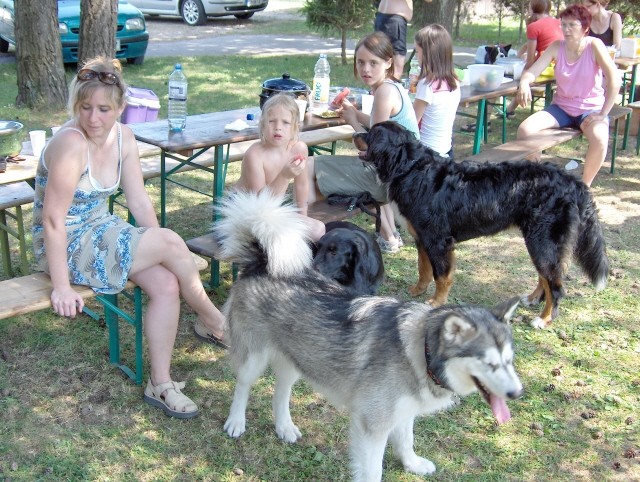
left=361, top=94, right=374, bottom=115
left=295, top=99, right=307, bottom=122
left=29, top=130, right=46, bottom=158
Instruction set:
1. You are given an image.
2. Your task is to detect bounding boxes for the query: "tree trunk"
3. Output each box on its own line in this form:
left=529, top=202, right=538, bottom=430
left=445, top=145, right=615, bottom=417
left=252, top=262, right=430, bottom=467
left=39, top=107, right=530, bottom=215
left=14, top=0, right=67, bottom=109
left=413, top=0, right=457, bottom=33
left=78, top=0, right=118, bottom=66
left=341, top=28, right=348, bottom=65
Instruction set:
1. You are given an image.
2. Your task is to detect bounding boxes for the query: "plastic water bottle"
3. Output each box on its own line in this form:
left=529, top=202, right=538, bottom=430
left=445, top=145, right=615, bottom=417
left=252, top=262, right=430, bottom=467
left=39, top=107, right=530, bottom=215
left=312, top=54, right=331, bottom=111
left=408, top=57, right=420, bottom=95
left=168, top=63, right=187, bottom=131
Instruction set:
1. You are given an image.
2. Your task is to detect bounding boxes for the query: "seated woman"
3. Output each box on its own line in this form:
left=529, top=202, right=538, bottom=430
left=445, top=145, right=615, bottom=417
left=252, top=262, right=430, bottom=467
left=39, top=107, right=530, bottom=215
left=305, top=32, right=419, bottom=253
left=515, top=3, right=621, bottom=187
left=584, top=0, right=623, bottom=49
left=32, top=56, right=227, bottom=419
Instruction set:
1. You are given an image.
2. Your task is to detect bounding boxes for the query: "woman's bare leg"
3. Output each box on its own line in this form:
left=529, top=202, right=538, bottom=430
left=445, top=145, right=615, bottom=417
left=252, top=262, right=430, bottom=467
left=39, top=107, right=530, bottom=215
left=580, top=118, right=609, bottom=187
left=129, top=228, right=225, bottom=338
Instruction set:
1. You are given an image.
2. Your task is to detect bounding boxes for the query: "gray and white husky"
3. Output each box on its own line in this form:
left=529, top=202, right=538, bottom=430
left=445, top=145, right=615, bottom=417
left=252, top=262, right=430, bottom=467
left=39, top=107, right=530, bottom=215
left=212, top=190, right=524, bottom=482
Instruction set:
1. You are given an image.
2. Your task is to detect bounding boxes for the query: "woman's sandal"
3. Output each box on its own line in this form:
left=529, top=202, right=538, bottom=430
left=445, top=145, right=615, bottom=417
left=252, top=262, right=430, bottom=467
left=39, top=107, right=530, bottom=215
left=194, top=320, right=229, bottom=349
left=143, top=379, right=199, bottom=419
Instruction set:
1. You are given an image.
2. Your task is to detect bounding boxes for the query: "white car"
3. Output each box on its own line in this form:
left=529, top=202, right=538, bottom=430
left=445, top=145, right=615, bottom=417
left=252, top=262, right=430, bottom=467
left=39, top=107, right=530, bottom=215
left=129, top=0, right=268, bottom=26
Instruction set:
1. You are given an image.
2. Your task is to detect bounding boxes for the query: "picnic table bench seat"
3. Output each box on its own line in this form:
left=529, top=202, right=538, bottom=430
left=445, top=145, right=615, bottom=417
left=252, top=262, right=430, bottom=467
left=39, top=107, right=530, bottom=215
left=0, top=181, right=35, bottom=277
left=0, top=255, right=208, bottom=385
left=467, top=105, right=632, bottom=173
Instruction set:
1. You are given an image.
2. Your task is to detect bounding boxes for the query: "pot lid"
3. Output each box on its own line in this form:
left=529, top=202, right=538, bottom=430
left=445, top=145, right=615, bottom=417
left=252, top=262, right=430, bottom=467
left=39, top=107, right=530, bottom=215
left=262, top=73, right=309, bottom=92
left=0, top=121, right=24, bottom=136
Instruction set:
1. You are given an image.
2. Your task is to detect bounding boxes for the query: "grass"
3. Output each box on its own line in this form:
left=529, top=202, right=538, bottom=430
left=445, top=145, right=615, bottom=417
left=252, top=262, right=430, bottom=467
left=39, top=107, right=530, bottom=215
left=1, top=14, right=640, bottom=482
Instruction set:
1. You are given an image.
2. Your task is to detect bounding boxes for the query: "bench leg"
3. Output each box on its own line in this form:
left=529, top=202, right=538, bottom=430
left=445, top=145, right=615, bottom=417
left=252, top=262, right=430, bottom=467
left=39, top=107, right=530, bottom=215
left=611, top=118, right=620, bottom=174
left=15, top=205, right=29, bottom=275
left=0, top=210, right=12, bottom=277
left=97, top=288, right=145, bottom=385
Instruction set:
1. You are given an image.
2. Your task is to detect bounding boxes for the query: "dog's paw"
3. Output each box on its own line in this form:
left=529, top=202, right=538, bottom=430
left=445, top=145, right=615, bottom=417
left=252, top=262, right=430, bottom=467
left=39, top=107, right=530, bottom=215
left=408, top=284, right=429, bottom=297
left=520, top=294, right=538, bottom=306
left=224, top=415, right=247, bottom=438
left=276, top=421, right=302, bottom=443
left=529, top=316, right=549, bottom=329
left=403, top=455, right=436, bottom=476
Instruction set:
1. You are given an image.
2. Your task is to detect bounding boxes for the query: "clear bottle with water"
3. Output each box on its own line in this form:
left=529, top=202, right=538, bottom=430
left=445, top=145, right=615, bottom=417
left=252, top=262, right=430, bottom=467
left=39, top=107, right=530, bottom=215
left=312, top=54, right=331, bottom=111
left=168, top=63, right=187, bottom=132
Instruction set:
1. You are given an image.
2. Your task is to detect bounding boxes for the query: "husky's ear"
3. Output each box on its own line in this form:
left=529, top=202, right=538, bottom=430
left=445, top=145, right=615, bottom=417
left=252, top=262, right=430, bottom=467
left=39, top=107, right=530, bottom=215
left=443, top=315, right=477, bottom=344
left=492, top=296, right=521, bottom=324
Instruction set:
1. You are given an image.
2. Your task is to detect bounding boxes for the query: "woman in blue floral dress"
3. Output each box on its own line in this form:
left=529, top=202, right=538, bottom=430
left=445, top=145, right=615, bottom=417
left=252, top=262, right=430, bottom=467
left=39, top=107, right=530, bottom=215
left=32, top=56, right=226, bottom=419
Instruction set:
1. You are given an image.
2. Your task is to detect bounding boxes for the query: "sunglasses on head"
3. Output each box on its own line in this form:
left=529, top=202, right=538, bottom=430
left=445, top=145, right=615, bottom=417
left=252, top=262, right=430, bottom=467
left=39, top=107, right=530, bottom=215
left=76, top=69, right=120, bottom=86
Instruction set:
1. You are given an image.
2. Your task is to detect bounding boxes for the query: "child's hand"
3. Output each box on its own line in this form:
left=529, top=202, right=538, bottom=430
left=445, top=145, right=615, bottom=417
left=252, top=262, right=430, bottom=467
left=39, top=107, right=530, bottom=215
left=284, top=155, right=306, bottom=179
left=340, top=100, right=359, bottom=125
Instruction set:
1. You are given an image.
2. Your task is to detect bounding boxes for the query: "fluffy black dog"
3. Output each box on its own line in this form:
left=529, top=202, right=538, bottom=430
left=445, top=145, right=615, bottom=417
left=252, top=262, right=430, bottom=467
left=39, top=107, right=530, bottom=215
left=313, top=221, right=384, bottom=295
left=353, top=121, right=610, bottom=328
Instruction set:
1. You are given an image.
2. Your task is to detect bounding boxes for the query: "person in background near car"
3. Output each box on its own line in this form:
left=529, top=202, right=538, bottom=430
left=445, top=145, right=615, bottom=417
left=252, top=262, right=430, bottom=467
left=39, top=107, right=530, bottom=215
left=506, top=0, right=564, bottom=117
left=515, top=4, right=621, bottom=187
left=412, top=24, right=460, bottom=159
left=374, top=0, right=418, bottom=79
left=305, top=32, right=420, bottom=253
left=234, top=93, right=325, bottom=242
left=583, top=0, right=623, bottom=49
left=32, top=56, right=227, bottom=420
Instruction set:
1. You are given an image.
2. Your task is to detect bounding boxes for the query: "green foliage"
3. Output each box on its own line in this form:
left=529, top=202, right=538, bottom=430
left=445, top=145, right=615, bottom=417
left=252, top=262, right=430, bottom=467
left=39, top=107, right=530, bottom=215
left=302, top=0, right=376, bottom=34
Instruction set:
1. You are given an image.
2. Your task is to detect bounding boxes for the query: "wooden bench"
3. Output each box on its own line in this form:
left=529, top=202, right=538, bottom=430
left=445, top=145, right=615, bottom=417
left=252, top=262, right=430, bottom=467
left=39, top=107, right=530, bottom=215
left=467, top=105, right=632, bottom=173
left=0, top=255, right=208, bottom=385
left=0, top=181, right=35, bottom=277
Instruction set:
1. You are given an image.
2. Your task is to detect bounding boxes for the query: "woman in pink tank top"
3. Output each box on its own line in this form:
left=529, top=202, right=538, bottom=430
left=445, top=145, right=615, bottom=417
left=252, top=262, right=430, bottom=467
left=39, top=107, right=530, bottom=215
left=514, top=3, right=620, bottom=187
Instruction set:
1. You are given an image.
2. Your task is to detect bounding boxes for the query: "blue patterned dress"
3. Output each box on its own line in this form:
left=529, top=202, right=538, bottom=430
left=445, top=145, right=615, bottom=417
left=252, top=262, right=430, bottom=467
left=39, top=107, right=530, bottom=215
left=32, top=124, right=148, bottom=294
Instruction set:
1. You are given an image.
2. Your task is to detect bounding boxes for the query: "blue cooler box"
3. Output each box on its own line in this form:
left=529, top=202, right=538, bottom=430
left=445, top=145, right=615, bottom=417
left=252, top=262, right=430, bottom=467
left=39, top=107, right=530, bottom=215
left=121, top=87, right=160, bottom=123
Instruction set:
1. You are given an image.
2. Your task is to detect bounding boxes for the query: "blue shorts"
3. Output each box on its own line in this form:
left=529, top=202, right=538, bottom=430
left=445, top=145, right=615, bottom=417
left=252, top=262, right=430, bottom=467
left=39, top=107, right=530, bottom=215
left=374, top=13, right=408, bottom=56
left=545, top=104, right=606, bottom=130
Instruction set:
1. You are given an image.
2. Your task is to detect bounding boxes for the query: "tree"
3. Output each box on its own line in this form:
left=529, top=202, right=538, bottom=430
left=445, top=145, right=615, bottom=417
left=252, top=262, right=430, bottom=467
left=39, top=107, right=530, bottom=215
left=413, top=0, right=457, bottom=33
left=302, top=0, right=376, bottom=65
left=14, top=0, right=67, bottom=109
left=78, top=0, right=118, bottom=66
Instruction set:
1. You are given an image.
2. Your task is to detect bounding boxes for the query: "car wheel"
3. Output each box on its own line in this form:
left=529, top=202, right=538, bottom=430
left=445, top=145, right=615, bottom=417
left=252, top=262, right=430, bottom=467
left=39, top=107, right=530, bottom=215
left=234, top=13, right=254, bottom=20
left=127, top=56, right=145, bottom=66
left=0, top=37, right=9, bottom=53
left=181, top=0, right=207, bottom=26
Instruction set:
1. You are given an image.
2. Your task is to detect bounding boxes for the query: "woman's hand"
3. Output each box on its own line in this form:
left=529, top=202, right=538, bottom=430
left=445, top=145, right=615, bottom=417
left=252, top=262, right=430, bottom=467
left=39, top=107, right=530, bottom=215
left=516, top=83, right=532, bottom=108
left=581, top=112, right=607, bottom=129
left=50, top=286, right=85, bottom=318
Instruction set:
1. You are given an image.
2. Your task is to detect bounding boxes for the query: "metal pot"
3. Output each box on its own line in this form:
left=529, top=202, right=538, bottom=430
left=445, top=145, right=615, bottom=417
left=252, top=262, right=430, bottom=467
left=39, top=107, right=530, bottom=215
left=259, top=73, right=310, bottom=110
left=0, top=121, right=24, bottom=157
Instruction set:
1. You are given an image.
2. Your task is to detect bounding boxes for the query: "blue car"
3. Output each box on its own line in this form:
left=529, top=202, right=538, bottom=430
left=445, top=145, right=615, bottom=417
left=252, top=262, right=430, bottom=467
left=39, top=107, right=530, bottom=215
left=0, top=0, right=149, bottom=65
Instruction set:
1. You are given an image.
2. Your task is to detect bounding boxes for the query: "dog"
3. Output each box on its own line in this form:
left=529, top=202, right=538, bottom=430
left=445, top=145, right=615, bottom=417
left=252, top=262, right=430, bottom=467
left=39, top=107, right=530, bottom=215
left=474, top=44, right=511, bottom=64
left=312, top=221, right=384, bottom=295
left=353, top=121, right=610, bottom=329
left=210, top=190, right=523, bottom=481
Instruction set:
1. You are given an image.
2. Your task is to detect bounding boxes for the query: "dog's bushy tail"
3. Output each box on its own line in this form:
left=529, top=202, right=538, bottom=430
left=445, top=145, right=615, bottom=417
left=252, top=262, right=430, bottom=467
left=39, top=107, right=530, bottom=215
left=574, top=191, right=609, bottom=291
left=212, top=190, right=313, bottom=277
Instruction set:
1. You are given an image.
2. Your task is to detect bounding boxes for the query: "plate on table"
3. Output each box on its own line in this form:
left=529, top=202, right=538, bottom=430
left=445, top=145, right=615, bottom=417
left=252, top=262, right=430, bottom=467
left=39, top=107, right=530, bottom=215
left=312, top=108, right=340, bottom=119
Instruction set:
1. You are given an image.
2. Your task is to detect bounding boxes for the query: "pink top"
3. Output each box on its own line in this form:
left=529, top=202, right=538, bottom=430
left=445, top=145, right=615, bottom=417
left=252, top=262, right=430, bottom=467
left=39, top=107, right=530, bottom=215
left=527, top=17, right=563, bottom=58
left=553, top=38, right=604, bottom=116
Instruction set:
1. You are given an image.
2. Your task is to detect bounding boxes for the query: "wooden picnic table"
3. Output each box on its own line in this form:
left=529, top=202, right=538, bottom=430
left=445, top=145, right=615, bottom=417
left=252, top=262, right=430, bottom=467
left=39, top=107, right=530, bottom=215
left=129, top=106, right=348, bottom=287
left=458, top=77, right=555, bottom=154
left=614, top=56, right=640, bottom=149
left=128, top=107, right=347, bottom=227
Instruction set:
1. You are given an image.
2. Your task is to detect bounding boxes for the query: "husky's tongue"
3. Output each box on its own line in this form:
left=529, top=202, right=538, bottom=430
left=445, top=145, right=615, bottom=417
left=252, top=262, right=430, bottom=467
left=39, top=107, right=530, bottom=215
left=490, top=394, right=511, bottom=424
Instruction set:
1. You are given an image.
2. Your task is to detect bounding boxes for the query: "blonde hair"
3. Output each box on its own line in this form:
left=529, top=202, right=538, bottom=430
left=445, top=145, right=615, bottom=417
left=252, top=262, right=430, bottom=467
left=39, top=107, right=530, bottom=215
left=67, top=56, right=126, bottom=120
left=259, top=93, right=301, bottom=142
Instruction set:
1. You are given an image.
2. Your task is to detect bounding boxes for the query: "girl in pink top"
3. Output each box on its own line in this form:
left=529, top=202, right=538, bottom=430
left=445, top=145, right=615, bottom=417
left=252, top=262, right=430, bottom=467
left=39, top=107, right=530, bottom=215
left=515, top=3, right=620, bottom=187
